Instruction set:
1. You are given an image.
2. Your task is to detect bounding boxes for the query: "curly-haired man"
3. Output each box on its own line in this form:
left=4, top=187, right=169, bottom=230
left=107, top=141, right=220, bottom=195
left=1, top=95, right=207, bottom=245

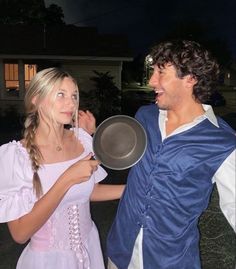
left=107, top=40, right=235, bottom=269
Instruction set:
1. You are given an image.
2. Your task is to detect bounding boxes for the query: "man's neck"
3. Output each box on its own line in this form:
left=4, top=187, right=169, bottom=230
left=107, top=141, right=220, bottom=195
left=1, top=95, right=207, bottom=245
left=165, top=103, right=204, bottom=135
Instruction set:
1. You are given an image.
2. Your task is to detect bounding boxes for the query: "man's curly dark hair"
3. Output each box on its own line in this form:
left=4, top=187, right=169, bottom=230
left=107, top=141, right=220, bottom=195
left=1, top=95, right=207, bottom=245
left=149, top=40, right=220, bottom=103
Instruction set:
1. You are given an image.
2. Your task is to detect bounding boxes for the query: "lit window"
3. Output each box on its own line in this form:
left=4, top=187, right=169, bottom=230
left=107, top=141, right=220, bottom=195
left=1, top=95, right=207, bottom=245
left=4, top=63, right=37, bottom=97
left=25, top=64, right=37, bottom=89
left=5, top=63, right=19, bottom=96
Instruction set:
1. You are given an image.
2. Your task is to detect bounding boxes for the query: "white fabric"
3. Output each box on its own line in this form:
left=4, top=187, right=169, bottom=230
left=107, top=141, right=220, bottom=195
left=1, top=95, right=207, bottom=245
left=127, top=227, right=143, bottom=269
left=107, top=258, right=118, bottom=269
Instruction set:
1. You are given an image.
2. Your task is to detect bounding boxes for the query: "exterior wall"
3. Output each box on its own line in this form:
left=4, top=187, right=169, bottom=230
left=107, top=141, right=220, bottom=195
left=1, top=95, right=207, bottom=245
left=62, top=60, right=122, bottom=92
left=224, top=69, right=236, bottom=86
left=0, top=58, right=123, bottom=116
left=0, top=59, right=4, bottom=99
left=224, top=75, right=236, bottom=86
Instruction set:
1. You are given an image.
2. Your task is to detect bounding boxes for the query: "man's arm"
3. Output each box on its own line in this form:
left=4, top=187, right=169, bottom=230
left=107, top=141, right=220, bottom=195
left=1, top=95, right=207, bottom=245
left=213, top=150, right=236, bottom=232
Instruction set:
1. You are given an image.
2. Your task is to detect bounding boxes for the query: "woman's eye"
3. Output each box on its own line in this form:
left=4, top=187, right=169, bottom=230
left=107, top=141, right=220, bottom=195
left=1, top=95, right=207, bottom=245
left=72, top=94, right=78, bottom=100
left=57, top=92, right=64, bottom=97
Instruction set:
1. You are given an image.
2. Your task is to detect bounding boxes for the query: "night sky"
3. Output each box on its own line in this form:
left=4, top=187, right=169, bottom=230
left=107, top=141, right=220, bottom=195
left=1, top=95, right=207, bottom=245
left=45, top=0, right=236, bottom=61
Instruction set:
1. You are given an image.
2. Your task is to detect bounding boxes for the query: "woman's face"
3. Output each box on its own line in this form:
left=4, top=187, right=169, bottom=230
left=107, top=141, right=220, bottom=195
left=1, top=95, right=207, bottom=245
left=38, top=77, right=79, bottom=126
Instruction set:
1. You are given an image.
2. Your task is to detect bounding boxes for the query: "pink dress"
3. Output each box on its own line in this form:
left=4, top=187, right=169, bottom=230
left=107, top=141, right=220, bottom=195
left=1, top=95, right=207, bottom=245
left=0, top=128, right=107, bottom=269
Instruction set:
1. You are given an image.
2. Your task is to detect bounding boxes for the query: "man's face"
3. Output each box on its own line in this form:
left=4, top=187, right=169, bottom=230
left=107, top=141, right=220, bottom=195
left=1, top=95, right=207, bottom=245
left=148, top=64, right=190, bottom=111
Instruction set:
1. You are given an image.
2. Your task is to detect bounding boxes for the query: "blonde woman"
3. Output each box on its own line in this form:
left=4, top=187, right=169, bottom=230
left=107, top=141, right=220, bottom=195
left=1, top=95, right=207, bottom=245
left=0, top=68, right=124, bottom=269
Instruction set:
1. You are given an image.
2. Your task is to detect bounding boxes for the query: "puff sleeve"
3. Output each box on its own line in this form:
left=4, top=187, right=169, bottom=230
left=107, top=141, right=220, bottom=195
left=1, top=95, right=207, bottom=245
left=0, top=141, right=37, bottom=222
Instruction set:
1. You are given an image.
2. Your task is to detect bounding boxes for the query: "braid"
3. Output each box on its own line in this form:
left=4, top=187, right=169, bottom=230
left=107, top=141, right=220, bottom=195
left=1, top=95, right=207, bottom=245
left=23, top=112, right=43, bottom=198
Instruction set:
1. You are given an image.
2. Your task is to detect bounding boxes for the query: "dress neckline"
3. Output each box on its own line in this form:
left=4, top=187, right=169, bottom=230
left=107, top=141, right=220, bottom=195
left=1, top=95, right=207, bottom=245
left=14, top=136, right=87, bottom=166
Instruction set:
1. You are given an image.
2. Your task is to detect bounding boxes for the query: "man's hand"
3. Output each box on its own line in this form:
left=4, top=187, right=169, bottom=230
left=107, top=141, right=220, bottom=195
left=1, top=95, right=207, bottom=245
left=78, top=110, right=96, bottom=135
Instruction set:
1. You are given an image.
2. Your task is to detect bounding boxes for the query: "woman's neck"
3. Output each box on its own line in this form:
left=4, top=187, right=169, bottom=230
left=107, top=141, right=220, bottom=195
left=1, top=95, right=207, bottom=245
left=35, top=122, right=65, bottom=150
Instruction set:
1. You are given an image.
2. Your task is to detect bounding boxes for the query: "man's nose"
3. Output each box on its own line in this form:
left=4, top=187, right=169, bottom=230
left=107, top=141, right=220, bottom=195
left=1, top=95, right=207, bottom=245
left=148, top=73, right=158, bottom=87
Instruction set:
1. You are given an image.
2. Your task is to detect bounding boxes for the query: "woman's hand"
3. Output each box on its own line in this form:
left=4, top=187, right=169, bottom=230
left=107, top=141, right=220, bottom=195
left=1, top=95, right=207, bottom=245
left=60, top=153, right=99, bottom=185
left=78, top=110, right=96, bottom=135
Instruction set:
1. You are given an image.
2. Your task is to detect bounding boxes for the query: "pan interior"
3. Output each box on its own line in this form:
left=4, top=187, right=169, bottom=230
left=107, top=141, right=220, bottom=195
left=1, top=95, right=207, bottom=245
left=93, top=115, right=147, bottom=170
left=100, top=122, right=136, bottom=159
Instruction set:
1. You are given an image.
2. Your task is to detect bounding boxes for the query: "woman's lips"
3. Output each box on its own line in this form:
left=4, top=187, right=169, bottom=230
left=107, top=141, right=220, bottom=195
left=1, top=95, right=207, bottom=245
left=61, top=112, right=73, bottom=117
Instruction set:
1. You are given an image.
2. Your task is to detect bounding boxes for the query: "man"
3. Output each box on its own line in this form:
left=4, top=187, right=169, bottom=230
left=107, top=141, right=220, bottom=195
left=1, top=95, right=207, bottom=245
left=107, top=40, right=236, bottom=269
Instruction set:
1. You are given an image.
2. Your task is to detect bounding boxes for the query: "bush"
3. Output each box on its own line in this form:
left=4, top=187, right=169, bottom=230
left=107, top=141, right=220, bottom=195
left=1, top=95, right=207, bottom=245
left=80, top=71, right=121, bottom=124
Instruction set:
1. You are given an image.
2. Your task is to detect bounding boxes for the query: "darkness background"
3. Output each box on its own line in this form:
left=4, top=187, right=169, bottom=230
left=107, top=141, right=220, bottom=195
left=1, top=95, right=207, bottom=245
left=45, top=0, right=236, bottom=62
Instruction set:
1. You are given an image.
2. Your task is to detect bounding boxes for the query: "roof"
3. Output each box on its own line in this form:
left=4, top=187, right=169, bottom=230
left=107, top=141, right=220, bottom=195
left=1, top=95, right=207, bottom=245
left=0, top=24, right=133, bottom=60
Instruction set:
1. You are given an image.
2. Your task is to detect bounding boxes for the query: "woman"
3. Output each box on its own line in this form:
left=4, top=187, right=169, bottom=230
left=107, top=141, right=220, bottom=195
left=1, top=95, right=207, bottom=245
left=0, top=67, right=124, bottom=269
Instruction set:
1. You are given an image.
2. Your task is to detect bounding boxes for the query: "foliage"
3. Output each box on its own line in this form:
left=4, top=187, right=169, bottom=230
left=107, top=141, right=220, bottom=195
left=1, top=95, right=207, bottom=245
left=0, top=0, right=64, bottom=25
left=80, top=71, right=121, bottom=124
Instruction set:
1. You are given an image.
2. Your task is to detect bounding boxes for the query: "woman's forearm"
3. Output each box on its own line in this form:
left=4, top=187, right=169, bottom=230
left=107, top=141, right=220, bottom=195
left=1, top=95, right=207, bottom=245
left=7, top=175, right=73, bottom=244
left=90, top=183, right=125, bottom=202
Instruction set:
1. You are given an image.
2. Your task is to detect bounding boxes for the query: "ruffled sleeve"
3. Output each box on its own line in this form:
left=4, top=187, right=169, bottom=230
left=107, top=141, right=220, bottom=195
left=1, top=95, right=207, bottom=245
left=74, top=128, right=108, bottom=184
left=0, top=141, right=37, bottom=223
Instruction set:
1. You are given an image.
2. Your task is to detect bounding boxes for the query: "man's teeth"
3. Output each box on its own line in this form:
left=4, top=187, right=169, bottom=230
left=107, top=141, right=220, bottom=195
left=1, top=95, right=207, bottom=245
left=155, top=89, right=164, bottom=94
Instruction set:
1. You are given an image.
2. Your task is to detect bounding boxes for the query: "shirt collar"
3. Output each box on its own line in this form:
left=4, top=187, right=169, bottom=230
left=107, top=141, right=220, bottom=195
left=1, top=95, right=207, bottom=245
left=202, top=104, right=219, bottom=127
left=159, top=104, right=219, bottom=128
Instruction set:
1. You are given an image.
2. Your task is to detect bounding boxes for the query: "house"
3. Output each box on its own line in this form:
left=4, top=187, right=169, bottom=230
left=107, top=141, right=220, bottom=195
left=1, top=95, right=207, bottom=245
left=223, top=62, right=236, bottom=87
left=0, top=24, right=132, bottom=115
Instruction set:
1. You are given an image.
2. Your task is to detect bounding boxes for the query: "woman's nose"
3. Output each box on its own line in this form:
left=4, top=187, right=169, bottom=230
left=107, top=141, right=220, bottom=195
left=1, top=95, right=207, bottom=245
left=66, top=96, right=76, bottom=107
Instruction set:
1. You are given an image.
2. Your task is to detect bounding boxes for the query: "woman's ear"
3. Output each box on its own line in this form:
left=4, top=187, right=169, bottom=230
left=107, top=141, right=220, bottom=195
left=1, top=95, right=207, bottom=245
left=32, top=95, right=38, bottom=105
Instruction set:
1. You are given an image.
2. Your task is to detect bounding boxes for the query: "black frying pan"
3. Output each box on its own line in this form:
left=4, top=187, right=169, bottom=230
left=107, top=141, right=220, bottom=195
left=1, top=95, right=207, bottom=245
left=93, top=115, right=147, bottom=170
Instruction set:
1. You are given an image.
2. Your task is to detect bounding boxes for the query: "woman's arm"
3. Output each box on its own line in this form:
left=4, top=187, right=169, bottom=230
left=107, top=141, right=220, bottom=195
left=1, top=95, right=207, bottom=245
left=90, top=183, right=125, bottom=202
left=8, top=154, right=99, bottom=244
left=8, top=175, right=72, bottom=244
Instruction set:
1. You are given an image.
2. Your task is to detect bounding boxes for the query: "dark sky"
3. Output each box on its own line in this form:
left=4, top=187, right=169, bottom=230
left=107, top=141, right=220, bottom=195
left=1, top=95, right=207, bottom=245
left=45, top=0, right=236, bottom=61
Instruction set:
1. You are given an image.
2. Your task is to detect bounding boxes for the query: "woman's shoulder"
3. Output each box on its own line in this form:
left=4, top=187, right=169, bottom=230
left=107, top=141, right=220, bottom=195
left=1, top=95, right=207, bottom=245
left=0, top=140, right=27, bottom=157
left=71, top=127, right=93, bottom=155
left=72, top=127, right=93, bottom=142
left=0, top=141, right=35, bottom=222
left=0, top=140, right=31, bottom=179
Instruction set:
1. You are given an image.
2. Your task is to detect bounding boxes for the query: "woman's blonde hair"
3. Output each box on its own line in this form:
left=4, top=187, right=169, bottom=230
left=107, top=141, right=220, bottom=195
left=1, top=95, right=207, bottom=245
left=23, top=67, right=79, bottom=198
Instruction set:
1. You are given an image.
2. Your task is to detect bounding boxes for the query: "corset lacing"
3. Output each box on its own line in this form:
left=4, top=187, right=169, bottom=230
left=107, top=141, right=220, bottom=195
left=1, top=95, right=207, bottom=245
left=68, top=204, right=90, bottom=269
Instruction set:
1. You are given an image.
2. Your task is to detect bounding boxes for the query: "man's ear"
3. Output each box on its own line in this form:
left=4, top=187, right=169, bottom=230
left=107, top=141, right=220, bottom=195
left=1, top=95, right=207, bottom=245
left=185, top=75, right=198, bottom=87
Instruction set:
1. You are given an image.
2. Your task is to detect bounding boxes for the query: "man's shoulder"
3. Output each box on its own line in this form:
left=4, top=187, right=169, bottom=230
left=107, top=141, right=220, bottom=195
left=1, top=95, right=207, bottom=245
left=135, top=104, right=158, bottom=118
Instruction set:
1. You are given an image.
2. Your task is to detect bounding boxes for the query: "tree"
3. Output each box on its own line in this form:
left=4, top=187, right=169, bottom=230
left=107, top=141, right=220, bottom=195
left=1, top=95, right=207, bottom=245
left=0, top=0, right=64, bottom=25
